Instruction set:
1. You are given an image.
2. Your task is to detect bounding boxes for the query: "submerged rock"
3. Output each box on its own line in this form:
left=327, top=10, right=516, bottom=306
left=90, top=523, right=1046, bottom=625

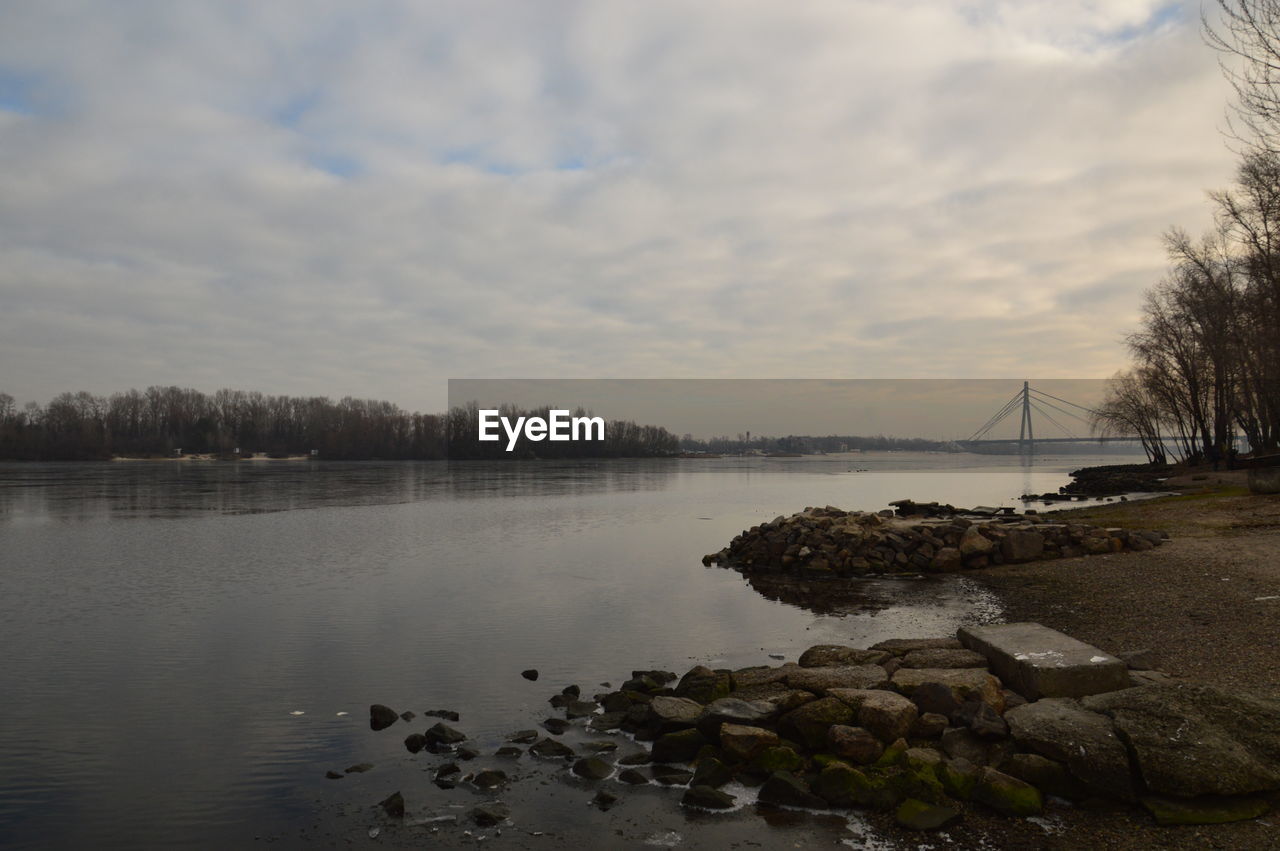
left=758, top=772, right=825, bottom=809
left=378, top=791, right=404, bottom=818
left=682, top=785, right=736, bottom=810
left=470, top=801, right=509, bottom=827
left=895, top=798, right=961, bottom=831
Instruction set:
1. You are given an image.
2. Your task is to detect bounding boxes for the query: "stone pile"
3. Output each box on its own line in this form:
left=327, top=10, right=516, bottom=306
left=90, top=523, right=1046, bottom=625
left=703, top=505, right=1167, bottom=577
left=566, top=623, right=1277, bottom=830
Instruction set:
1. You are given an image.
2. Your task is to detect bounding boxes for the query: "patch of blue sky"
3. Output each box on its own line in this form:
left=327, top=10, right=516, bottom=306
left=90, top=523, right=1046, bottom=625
left=1102, top=2, right=1185, bottom=45
left=307, top=151, right=361, bottom=178
left=443, top=146, right=595, bottom=175
left=0, top=67, right=44, bottom=115
left=274, top=92, right=321, bottom=129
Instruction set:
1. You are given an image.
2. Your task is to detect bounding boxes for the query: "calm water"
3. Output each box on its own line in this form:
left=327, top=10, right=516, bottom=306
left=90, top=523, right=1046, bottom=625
left=0, top=452, right=1143, bottom=849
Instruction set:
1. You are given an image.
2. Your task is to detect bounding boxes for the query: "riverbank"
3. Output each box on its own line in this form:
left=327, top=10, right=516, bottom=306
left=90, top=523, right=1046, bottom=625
left=943, top=476, right=1280, bottom=849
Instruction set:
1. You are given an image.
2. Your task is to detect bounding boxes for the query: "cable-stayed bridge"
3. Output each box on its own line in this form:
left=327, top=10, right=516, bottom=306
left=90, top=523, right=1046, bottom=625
left=957, top=382, right=1139, bottom=452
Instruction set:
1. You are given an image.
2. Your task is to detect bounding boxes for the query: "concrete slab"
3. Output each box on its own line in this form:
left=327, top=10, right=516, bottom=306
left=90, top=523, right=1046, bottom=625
left=957, top=622, right=1130, bottom=700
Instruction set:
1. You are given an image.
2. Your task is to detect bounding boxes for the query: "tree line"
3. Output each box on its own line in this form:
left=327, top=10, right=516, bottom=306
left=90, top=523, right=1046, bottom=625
left=1092, top=1, right=1280, bottom=464
left=677, top=433, right=948, bottom=454
left=0, top=387, right=681, bottom=461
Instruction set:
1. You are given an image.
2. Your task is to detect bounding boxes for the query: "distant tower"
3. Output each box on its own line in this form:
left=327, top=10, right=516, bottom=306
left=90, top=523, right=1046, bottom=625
left=1018, top=381, right=1034, bottom=454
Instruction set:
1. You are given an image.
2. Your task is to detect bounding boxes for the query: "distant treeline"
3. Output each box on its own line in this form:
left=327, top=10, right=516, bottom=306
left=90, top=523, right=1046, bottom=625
left=678, top=433, right=948, bottom=454
left=0, top=388, right=681, bottom=461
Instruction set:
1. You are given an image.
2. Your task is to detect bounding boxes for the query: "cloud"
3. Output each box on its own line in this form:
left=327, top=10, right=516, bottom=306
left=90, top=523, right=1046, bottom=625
left=0, top=0, right=1239, bottom=411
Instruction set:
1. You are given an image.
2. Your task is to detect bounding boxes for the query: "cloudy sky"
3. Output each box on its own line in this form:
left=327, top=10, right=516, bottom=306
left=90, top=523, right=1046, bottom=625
left=0, top=0, right=1241, bottom=412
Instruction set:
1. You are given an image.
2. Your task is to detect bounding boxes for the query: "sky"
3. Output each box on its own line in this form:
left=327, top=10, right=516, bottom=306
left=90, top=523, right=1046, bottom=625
left=0, top=1, right=1243, bottom=414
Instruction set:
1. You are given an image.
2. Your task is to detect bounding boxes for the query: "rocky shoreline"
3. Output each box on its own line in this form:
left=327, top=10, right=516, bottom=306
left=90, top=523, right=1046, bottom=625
left=702, top=503, right=1167, bottom=577
left=349, top=622, right=1277, bottom=840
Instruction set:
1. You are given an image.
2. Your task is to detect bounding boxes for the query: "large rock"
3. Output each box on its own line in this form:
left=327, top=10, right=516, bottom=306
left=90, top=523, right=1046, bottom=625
left=698, top=697, right=777, bottom=737
left=1083, top=683, right=1280, bottom=797
left=798, top=645, right=891, bottom=667
left=972, top=767, right=1043, bottom=816
left=1142, top=795, right=1271, bottom=826
left=857, top=689, right=919, bottom=742
left=827, top=725, right=884, bottom=764
left=682, top=785, right=736, bottom=809
left=369, top=704, right=399, bottom=731
left=758, top=772, right=826, bottom=809
left=958, top=622, right=1129, bottom=700
left=649, top=696, right=705, bottom=730
left=1000, top=529, right=1045, bottom=563
left=872, top=637, right=963, bottom=655
left=892, top=668, right=1003, bottom=709
left=779, top=696, right=856, bottom=749
left=900, top=648, right=988, bottom=669
left=651, top=729, right=709, bottom=764
left=958, top=526, right=994, bottom=557
left=1005, top=697, right=1135, bottom=801
left=674, top=666, right=731, bottom=704
left=719, top=723, right=779, bottom=761
left=786, top=665, right=890, bottom=694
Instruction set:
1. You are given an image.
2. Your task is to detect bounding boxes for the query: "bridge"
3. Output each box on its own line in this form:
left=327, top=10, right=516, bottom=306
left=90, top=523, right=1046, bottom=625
left=957, top=381, right=1140, bottom=453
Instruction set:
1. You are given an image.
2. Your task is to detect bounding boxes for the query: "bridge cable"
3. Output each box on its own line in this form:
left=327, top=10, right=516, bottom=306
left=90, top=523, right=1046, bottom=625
left=967, top=391, right=1024, bottom=441
left=1027, top=400, right=1078, bottom=439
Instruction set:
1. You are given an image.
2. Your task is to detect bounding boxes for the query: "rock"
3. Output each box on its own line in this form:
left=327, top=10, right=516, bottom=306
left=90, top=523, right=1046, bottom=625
left=618, top=751, right=651, bottom=765
left=456, top=745, right=479, bottom=761
left=424, top=722, right=467, bottom=746
left=749, top=746, right=804, bottom=775
left=682, top=785, right=736, bottom=810
left=719, top=723, right=779, bottom=761
left=930, top=547, right=963, bottom=572
left=1141, top=795, right=1270, bottom=826
left=911, top=682, right=962, bottom=717
left=562, top=684, right=581, bottom=698
left=876, top=737, right=909, bottom=767
left=325, top=770, right=343, bottom=780
left=758, top=772, right=826, bottom=809
left=812, top=761, right=863, bottom=806
left=938, top=757, right=979, bottom=800
left=424, top=709, right=460, bottom=722
left=958, top=526, right=994, bottom=557
left=652, top=729, right=709, bottom=764
left=649, top=695, right=705, bottom=730
left=507, top=729, right=539, bottom=744
left=1000, top=529, right=1045, bottom=563
left=798, top=645, right=891, bottom=667
left=892, top=668, right=1004, bottom=709
left=529, top=738, right=576, bottom=759
left=1082, top=683, right=1280, bottom=797
left=895, top=798, right=961, bottom=830
left=674, top=666, right=731, bottom=704
left=698, top=697, right=778, bottom=736
left=827, top=725, right=884, bottom=764
left=872, top=637, right=964, bottom=655
left=857, top=689, right=918, bottom=742
left=1003, top=753, right=1088, bottom=801
left=939, top=727, right=991, bottom=766
left=592, top=789, right=619, bottom=810
left=972, top=767, right=1043, bottom=816
left=399, top=710, right=416, bottom=722
left=618, top=768, right=649, bottom=785
left=564, top=699, right=598, bottom=719
left=785, top=665, right=890, bottom=694
left=691, top=757, right=733, bottom=788
left=584, top=739, right=619, bottom=752
left=494, top=746, right=522, bottom=758
left=572, top=757, right=613, bottom=780
left=1005, top=698, right=1134, bottom=801
left=904, top=747, right=944, bottom=774
left=521, top=669, right=539, bottom=681
left=900, top=648, right=988, bottom=669
left=588, top=711, right=625, bottom=732
left=779, top=696, right=857, bottom=749
left=470, top=801, right=509, bottom=826
left=542, top=718, right=570, bottom=735
left=652, top=765, right=694, bottom=785
left=369, top=704, right=399, bottom=731
left=378, top=791, right=404, bottom=818
left=345, top=763, right=374, bottom=774
left=952, top=698, right=1008, bottom=740
left=730, top=666, right=791, bottom=690
left=472, top=769, right=507, bottom=789
left=911, top=712, right=950, bottom=738
left=958, top=622, right=1129, bottom=700
left=403, top=733, right=427, bottom=753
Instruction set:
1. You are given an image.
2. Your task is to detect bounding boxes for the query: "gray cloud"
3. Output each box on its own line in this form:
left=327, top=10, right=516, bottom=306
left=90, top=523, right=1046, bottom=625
left=0, top=1, right=1239, bottom=411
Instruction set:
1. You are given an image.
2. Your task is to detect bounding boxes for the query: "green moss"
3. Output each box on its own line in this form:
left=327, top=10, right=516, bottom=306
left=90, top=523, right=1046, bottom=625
left=973, top=769, right=1043, bottom=817
left=812, top=761, right=861, bottom=807
left=875, top=737, right=908, bottom=768
left=938, top=760, right=978, bottom=801
left=750, top=746, right=804, bottom=775
left=1142, top=795, right=1270, bottom=826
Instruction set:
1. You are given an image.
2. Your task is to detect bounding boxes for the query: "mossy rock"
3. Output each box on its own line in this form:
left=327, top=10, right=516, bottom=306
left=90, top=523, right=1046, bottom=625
left=1142, top=795, right=1270, bottom=826
left=779, top=696, right=856, bottom=750
left=749, top=745, right=805, bottom=775
left=895, top=798, right=962, bottom=831
left=938, top=758, right=979, bottom=801
left=973, top=767, right=1043, bottom=817
left=652, top=729, right=709, bottom=764
left=875, top=737, right=909, bottom=768
left=812, top=760, right=863, bottom=807
left=691, top=757, right=733, bottom=789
